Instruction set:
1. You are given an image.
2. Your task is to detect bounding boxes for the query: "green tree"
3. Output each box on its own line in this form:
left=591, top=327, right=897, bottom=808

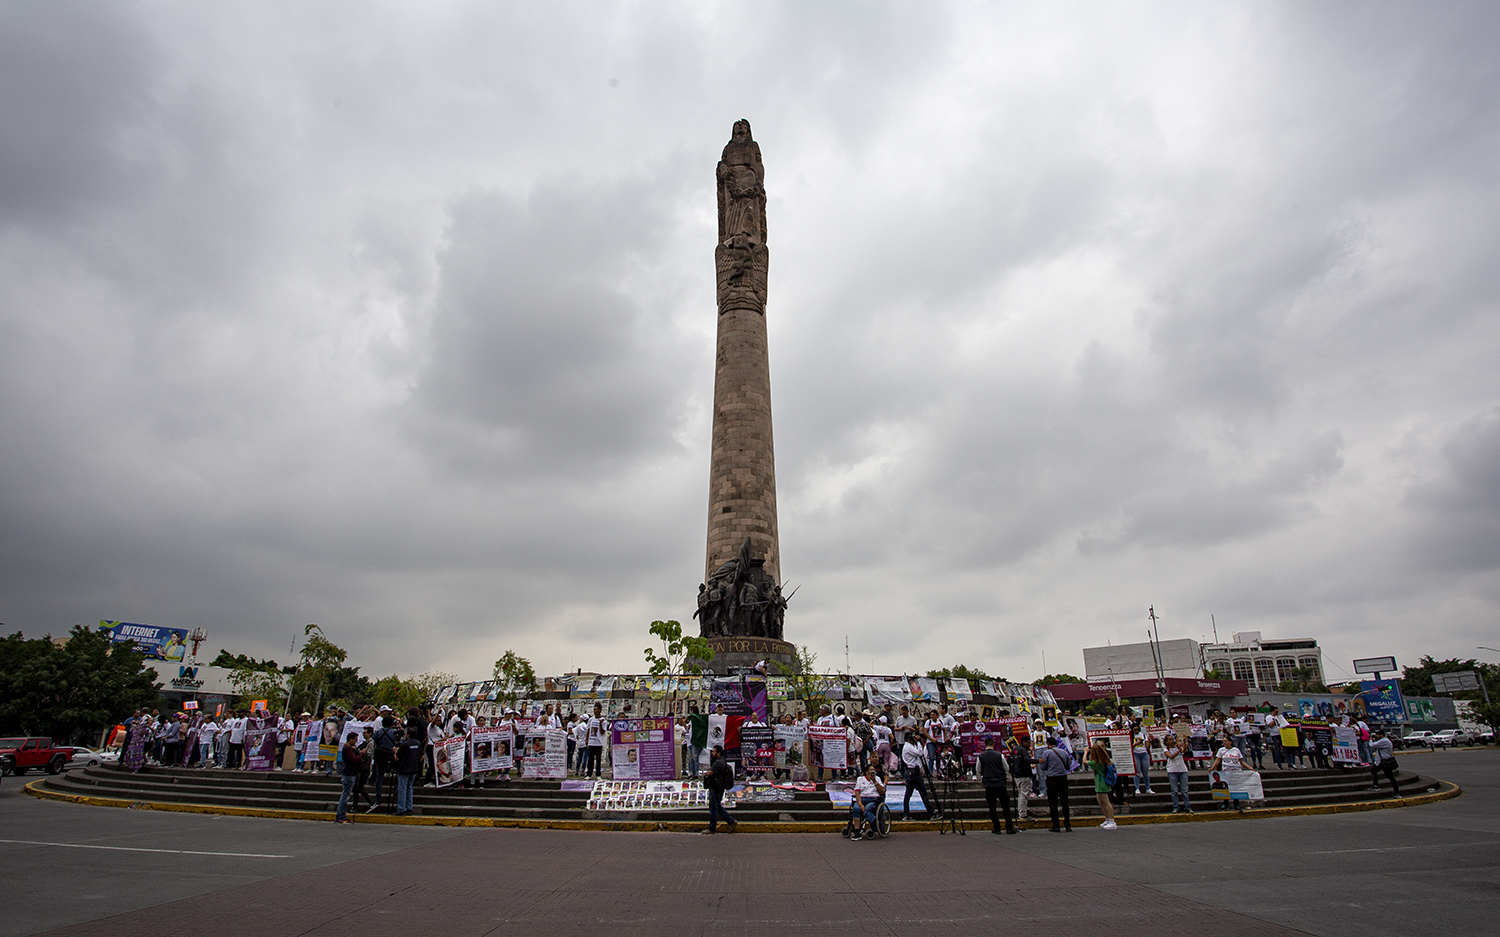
left=492, top=651, right=538, bottom=705
left=926, top=664, right=997, bottom=682
left=0, top=626, right=160, bottom=743
left=290, top=624, right=348, bottom=716
left=210, top=650, right=283, bottom=672
left=1399, top=656, right=1498, bottom=700
left=228, top=666, right=288, bottom=709
left=643, top=619, right=715, bottom=676
left=1038, top=673, right=1084, bottom=685
left=370, top=671, right=456, bottom=712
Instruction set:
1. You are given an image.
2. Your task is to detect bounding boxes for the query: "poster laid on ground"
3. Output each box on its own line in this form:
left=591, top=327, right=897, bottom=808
left=587, top=779, right=717, bottom=812
left=610, top=717, right=676, bottom=781
left=1090, top=727, right=1136, bottom=775
left=434, top=735, right=467, bottom=787
left=808, top=725, right=847, bottom=771
left=739, top=725, right=774, bottom=781
left=523, top=728, right=568, bottom=779
left=244, top=717, right=278, bottom=771
left=470, top=726, right=512, bottom=773
left=1331, top=726, right=1361, bottom=764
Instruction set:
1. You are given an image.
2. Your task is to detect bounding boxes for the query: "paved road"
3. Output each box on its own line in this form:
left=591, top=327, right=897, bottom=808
left=2, top=749, right=1495, bottom=937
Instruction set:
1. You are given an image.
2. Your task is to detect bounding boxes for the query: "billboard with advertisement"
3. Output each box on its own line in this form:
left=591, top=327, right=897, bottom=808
left=101, top=620, right=189, bottom=662
left=1360, top=680, right=1406, bottom=722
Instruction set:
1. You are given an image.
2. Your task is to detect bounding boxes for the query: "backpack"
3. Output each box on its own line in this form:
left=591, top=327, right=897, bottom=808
left=1102, top=762, right=1118, bottom=787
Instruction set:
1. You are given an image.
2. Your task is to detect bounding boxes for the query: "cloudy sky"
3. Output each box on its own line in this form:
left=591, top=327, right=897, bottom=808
left=4, top=2, right=1498, bottom=686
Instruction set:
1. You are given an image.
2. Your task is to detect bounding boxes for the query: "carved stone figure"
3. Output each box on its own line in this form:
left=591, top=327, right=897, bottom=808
left=717, top=119, right=766, bottom=246
left=698, top=536, right=785, bottom=640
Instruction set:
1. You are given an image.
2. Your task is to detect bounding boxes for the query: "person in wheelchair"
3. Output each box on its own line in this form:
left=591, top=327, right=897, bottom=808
left=848, top=762, right=887, bottom=839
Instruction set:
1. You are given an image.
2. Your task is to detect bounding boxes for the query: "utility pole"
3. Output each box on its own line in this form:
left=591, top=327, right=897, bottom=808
left=1148, top=606, right=1169, bottom=723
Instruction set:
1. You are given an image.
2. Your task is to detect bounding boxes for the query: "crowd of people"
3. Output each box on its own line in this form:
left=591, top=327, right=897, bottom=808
left=107, top=696, right=1404, bottom=830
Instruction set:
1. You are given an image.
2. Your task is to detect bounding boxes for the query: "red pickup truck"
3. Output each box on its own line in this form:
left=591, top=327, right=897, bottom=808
left=0, top=737, right=74, bottom=776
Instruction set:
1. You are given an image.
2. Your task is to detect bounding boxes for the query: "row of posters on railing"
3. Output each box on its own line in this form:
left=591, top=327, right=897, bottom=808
left=430, top=675, right=1057, bottom=709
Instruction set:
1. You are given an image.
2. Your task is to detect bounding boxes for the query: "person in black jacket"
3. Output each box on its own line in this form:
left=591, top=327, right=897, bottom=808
left=978, top=736, right=1017, bottom=834
left=1008, top=740, right=1035, bottom=821
left=367, top=715, right=399, bottom=813
left=701, top=745, right=738, bottom=834
left=394, top=727, right=424, bottom=816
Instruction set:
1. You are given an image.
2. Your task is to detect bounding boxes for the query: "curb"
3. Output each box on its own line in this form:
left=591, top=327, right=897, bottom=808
left=23, top=778, right=1462, bottom=832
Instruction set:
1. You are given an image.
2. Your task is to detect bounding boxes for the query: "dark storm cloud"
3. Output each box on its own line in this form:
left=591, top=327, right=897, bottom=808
left=2, top=2, right=1499, bottom=680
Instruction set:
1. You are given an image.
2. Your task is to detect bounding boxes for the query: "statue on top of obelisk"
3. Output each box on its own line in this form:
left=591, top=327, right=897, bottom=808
left=694, top=120, right=793, bottom=669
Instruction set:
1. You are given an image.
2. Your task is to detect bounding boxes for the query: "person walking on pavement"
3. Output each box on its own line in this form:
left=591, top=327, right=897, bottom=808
left=978, top=736, right=1017, bottom=834
left=1368, top=729, right=1402, bottom=798
left=1040, top=736, right=1073, bottom=832
left=701, top=744, right=738, bottom=834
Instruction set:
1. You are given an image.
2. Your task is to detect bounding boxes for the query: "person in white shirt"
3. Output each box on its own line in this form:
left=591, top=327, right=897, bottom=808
left=197, top=719, right=219, bottom=768
left=1164, top=734, right=1191, bottom=813
left=585, top=703, right=606, bottom=778
left=848, top=763, right=887, bottom=838
left=899, top=729, right=940, bottom=821
left=872, top=717, right=895, bottom=772
left=227, top=713, right=247, bottom=769
left=276, top=715, right=294, bottom=770
left=893, top=705, right=917, bottom=748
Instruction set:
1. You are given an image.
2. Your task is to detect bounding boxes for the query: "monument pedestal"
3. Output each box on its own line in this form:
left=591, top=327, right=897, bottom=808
left=702, top=636, right=798, bottom=675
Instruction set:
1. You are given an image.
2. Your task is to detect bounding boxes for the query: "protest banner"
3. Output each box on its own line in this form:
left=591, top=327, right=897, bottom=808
left=943, top=679, right=972, bottom=705
left=740, top=725, right=774, bottom=781
left=434, top=735, right=467, bottom=787
left=773, top=724, right=806, bottom=772
left=1210, top=768, right=1265, bottom=802
left=908, top=677, right=940, bottom=702
left=1303, top=721, right=1333, bottom=760
left=244, top=717, right=278, bottom=771
left=958, top=718, right=1030, bottom=765
left=809, top=724, right=847, bottom=771
left=1331, top=726, right=1360, bottom=764
left=318, top=717, right=340, bottom=761
left=1090, top=727, right=1136, bottom=775
left=183, top=700, right=199, bottom=711
left=864, top=677, right=911, bottom=707
left=303, top=720, right=322, bottom=762
left=1147, top=726, right=1173, bottom=764
left=470, top=726, right=510, bottom=773
left=521, top=728, right=568, bottom=779
left=610, top=717, right=676, bottom=781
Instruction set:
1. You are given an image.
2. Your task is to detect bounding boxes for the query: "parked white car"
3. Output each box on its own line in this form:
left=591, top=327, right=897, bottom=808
left=1399, top=730, right=1439, bottom=748
left=1432, top=729, right=1472, bottom=746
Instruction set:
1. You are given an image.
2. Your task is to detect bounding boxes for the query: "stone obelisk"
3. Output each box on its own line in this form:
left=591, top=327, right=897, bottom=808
left=694, top=120, right=795, bottom=673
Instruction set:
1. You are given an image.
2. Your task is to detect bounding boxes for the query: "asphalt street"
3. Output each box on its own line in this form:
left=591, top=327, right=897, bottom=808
left=2, top=748, right=1495, bottom=937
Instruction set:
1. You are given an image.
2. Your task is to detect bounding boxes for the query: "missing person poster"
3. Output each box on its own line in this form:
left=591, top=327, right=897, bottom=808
left=243, top=717, right=278, bottom=771
left=739, top=725, right=774, bottom=781
left=1090, top=727, right=1136, bottom=776
left=470, top=726, right=511, bottom=773
left=523, top=728, right=568, bottom=779
left=434, top=735, right=467, bottom=787
left=773, top=724, right=806, bottom=772
left=809, top=724, right=848, bottom=770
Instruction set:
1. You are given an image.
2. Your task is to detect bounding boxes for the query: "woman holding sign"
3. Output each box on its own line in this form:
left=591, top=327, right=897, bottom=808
left=1084, top=740, right=1117, bottom=830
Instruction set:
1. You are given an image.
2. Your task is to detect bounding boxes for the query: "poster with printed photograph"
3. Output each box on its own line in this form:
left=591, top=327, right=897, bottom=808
left=434, top=735, right=467, bottom=787
left=609, top=716, right=676, bottom=781
left=244, top=717, right=278, bottom=771
left=773, top=724, right=806, bottom=771
left=1091, top=727, right=1136, bottom=776
left=470, top=726, right=511, bottom=773
left=739, top=725, right=774, bottom=781
left=809, top=724, right=847, bottom=770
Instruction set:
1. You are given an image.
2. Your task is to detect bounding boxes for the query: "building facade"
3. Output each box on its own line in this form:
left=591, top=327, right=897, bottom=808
left=1199, top=632, right=1324, bottom=691
left=1082, top=638, right=1202, bottom=683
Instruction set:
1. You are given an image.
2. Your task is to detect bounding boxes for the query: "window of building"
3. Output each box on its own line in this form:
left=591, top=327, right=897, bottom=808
left=1232, top=660, right=1254, bottom=683
left=1209, top=659, right=1231, bottom=676
left=1277, top=658, right=1298, bottom=684
left=1298, top=657, right=1322, bottom=682
left=1254, top=658, right=1277, bottom=689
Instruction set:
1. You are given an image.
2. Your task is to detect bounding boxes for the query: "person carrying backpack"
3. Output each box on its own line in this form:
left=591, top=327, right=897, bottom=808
left=394, top=727, right=424, bottom=816
left=367, top=714, right=399, bottom=813
left=1085, top=740, right=1118, bottom=830
left=701, top=744, right=738, bottom=834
